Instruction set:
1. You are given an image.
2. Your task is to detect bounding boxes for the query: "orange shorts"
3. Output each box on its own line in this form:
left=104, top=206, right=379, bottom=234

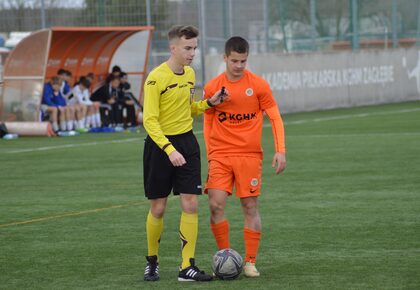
left=205, top=156, right=262, bottom=198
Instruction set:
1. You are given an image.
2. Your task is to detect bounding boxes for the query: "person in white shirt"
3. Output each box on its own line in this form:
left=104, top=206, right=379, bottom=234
left=71, top=76, right=101, bottom=128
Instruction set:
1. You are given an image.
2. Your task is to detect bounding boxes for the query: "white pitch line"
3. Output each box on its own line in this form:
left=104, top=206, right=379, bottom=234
left=3, top=107, right=419, bottom=154
left=282, top=107, right=420, bottom=125
left=6, top=137, right=141, bottom=154
left=287, top=132, right=420, bottom=138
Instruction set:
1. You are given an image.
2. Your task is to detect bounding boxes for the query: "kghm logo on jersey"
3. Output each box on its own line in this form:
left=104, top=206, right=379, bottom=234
left=218, top=112, right=227, bottom=122
left=217, top=111, right=257, bottom=123
left=245, top=88, right=254, bottom=96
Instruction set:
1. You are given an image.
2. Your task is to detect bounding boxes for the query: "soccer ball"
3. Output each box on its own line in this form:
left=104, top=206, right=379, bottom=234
left=212, top=248, right=243, bottom=280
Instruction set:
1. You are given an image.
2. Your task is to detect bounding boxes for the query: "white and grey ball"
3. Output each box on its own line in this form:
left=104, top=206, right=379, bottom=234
left=212, top=248, right=243, bottom=280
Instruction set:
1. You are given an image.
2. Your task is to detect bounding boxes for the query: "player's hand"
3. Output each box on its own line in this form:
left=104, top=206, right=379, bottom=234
left=208, top=88, right=229, bottom=106
left=272, top=152, right=286, bottom=175
left=168, top=150, right=187, bottom=167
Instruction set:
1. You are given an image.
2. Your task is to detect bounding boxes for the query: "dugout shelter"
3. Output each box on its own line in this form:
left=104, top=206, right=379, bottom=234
left=0, top=26, right=153, bottom=122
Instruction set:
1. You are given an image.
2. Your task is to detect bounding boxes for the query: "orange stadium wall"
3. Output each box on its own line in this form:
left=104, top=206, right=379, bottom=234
left=0, top=26, right=153, bottom=122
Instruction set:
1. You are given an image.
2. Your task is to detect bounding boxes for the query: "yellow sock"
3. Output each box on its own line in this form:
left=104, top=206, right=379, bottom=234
left=146, top=211, right=163, bottom=258
left=179, top=211, right=198, bottom=269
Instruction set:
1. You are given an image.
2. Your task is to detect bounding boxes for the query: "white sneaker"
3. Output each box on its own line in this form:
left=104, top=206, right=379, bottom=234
left=244, top=262, right=260, bottom=277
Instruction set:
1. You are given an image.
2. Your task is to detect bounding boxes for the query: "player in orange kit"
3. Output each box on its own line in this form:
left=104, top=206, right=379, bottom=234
left=203, top=36, right=286, bottom=278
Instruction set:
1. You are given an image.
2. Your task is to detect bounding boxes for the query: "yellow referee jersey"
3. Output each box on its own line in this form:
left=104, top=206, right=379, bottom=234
left=143, top=62, right=210, bottom=155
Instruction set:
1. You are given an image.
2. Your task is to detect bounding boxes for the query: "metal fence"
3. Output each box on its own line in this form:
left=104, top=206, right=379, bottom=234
left=1, top=0, right=420, bottom=82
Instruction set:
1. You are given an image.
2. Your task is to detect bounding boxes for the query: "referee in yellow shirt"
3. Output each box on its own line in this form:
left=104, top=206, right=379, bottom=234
left=142, top=25, right=224, bottom=282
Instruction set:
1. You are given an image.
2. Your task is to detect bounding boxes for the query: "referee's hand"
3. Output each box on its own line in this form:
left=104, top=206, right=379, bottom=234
left=169, top=150, right=187, bottom=167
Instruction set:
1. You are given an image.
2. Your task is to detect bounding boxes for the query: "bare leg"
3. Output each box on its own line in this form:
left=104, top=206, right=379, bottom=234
left=208, top=189, right=228, bottom=224
left=240, top=196, right=261, bottom=231
left=149, top=197, right=168, bottom=218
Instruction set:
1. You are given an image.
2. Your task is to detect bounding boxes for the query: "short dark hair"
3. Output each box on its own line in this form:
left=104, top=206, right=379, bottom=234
left=168, top=25, right=199, bottom=42
left=112, top=65, right=122, bottom=73
left=57, top=69, right=72, bottom=76
left=225, top=36, right=249, bottom=56
left=79, top=76, right=91, bottom=89
left=57, top=68, right=66, bottom=75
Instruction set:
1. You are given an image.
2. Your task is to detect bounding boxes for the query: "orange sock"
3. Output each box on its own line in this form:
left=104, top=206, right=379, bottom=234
left=244, top=228, right=261, bottom=263
left=210, top=220, right=230, bottom=250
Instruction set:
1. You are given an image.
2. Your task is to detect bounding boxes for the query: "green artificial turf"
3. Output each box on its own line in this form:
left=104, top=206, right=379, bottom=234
left=1, top=101, right=419, bottom=289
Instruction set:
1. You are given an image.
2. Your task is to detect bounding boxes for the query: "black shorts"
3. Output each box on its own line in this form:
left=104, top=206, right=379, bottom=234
left=143, top=130, right=202, bottom=199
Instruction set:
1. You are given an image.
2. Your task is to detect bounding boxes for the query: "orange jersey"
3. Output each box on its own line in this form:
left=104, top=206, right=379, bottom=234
left=204, top=69, right=285, bottom=159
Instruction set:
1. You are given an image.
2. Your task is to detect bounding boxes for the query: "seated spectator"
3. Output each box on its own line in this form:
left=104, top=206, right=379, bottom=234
left=90, top=75, right=121, bottom=127
left=118, top=72, right=137, bottom=127
left=41, top=76, right=76, bottom=132
left=71, top=76, right=101, bottom=129
left=119, top=72, right=130, bottom=91
left=57, top=69, right=72, bottom=99
left=106, top=65, right=122, bottom=83
left=58, top=68, right=87, bottom=130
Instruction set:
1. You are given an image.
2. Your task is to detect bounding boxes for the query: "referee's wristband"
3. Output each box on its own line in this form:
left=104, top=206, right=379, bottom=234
left=163, top=143, right=176, bottom=155
left=162, top=143, right=172, bottom=151
left=206, top=99, right=214, bottom=107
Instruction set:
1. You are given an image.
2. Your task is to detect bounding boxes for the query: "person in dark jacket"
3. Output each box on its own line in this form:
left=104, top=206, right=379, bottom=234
left=90, top=75, right=121, bottom=127
left=118, top=72, right=136, bottom=127
left=105, top=65, right=122, bottom=83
